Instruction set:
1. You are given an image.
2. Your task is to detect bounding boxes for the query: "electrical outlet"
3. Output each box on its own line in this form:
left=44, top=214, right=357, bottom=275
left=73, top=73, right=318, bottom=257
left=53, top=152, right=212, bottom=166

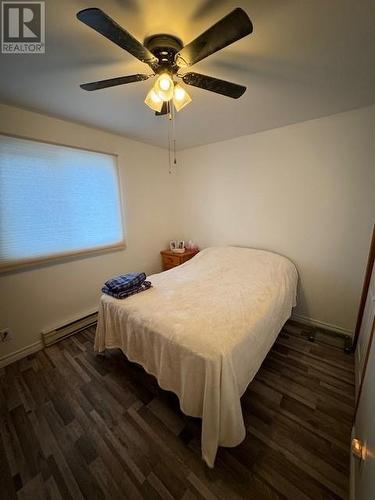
left=0, top=328, right=13, bottom=343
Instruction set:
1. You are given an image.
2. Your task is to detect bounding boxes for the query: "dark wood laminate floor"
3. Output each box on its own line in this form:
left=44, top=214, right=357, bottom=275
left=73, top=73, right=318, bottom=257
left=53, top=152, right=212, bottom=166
left=0, top=321, right=354, bottom=500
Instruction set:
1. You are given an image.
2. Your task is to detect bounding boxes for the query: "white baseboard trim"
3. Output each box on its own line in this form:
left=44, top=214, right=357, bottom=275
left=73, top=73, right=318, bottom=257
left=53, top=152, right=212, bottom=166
left=0, top=340, right=43, bottom=369
left=291, top=313, right=353, bottom=337
left=0, top=307, right=99, bottom=369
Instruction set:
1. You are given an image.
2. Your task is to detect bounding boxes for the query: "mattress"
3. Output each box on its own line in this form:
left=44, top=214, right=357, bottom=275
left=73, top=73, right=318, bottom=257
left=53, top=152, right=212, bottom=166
left=95, top=246, right=298, bottom=466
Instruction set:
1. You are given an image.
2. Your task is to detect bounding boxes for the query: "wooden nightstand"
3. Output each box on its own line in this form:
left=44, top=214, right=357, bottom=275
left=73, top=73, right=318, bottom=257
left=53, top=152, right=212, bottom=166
left=160, top=249, right=199, bottom=271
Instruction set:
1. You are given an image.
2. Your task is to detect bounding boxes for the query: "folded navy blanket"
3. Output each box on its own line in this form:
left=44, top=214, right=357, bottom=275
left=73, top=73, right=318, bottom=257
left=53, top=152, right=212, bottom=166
left=102, top=281, right=152, bottom=299
left=104, top=272, right=146, bottom=293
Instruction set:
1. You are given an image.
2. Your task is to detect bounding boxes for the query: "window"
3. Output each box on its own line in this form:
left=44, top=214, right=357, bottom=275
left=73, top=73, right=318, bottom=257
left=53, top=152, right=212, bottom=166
left=0, top=135, right=124, bottom=271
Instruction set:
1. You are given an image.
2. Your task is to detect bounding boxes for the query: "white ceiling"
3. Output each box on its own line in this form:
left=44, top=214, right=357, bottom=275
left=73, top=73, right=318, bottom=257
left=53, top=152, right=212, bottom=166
left=1, top=0, right=374, bottom=150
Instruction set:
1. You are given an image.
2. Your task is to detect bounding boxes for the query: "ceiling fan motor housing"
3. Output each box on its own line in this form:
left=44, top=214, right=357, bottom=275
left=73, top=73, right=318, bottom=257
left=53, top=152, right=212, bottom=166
left=144, top=34, right=183, bottom=72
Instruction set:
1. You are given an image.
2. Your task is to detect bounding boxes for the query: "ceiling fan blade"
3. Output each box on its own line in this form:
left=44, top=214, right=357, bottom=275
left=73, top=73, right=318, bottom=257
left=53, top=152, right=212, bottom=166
left=77, top=8, right=158, bottom=67
left=175, top=8, right=252, bottom=68
left=80, top=74, right=150, bottom=91
left=182, top=72, right=246, bottom=99
left=155, top=102, right=169, bottom=116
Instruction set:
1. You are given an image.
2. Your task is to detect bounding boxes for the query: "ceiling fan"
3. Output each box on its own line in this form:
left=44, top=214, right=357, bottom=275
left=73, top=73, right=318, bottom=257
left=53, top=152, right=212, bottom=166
left=77, top=7, right=253, bottom=115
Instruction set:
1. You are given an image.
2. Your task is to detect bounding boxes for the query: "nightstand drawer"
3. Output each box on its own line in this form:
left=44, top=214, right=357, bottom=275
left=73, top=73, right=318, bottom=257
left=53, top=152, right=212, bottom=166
left=163, top=263, right=175, bottom=270
left=160, top=249, right=199, bottom=271
left=163, top=254, right=180, bottom=267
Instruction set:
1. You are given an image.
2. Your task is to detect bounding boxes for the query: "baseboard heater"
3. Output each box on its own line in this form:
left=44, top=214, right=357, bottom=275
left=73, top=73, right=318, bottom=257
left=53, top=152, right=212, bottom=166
left=42, top=311, right=98, bottom=347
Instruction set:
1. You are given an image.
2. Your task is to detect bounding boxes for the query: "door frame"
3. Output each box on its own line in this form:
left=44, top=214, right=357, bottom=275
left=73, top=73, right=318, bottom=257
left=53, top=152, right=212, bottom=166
left=351, top=224, right=375, bottom=352
left=350, top=223, right=375, bottom=500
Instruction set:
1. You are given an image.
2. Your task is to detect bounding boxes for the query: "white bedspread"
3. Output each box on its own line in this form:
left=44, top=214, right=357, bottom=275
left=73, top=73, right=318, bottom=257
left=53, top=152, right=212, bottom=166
left=95, top=246, right=298, bottom=466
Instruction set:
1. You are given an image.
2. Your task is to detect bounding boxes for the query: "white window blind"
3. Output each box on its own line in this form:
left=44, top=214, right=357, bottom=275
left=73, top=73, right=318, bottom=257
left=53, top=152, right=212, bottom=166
left=0, top=135, right=124, bottom=270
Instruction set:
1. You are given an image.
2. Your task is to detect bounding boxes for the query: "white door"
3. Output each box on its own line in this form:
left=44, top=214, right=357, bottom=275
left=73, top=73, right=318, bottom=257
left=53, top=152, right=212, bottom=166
left=352, top=324, right=375, bottom=500
left=357, top=263, right=375, bottom=382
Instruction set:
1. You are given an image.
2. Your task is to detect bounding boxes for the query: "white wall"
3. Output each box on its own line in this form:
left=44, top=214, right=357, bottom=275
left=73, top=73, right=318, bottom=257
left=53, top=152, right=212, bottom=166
left=0, top=104, right=178, bottom=363
left=177, top=106, right=375, bottom=334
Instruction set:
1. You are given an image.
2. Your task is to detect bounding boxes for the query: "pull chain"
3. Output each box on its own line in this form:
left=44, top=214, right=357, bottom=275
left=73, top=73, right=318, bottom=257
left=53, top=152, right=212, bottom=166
left=167, top=101, right=177, bottom=174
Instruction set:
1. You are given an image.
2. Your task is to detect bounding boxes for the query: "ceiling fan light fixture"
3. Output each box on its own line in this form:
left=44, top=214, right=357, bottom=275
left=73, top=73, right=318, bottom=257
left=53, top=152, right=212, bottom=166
left=154, top=72, right=174, bottom=101
left=144, top=88, right=163, bottom=112
left=173, top=84, right=192, bottom=112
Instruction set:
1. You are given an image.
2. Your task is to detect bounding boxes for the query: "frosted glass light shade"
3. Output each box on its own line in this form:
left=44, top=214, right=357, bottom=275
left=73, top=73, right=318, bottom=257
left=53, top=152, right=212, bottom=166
left=144, top=88, right=163, bottom=112
left=173, top=84, right=192, bottom=111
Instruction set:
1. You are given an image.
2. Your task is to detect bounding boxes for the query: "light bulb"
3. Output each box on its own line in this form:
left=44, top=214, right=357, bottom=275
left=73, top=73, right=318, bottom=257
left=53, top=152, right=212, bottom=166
left=159, top=76, right=172, bottom=91
left=173, top=84, right=192, bottom=112
left=144, top=87, right=163, bottom=112
left=154, top=73, right=174, bottom=101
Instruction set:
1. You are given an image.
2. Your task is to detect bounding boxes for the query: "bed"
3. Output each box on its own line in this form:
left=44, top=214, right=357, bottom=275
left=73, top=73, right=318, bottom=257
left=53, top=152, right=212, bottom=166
left=95, top=246, right=298, bottom=467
